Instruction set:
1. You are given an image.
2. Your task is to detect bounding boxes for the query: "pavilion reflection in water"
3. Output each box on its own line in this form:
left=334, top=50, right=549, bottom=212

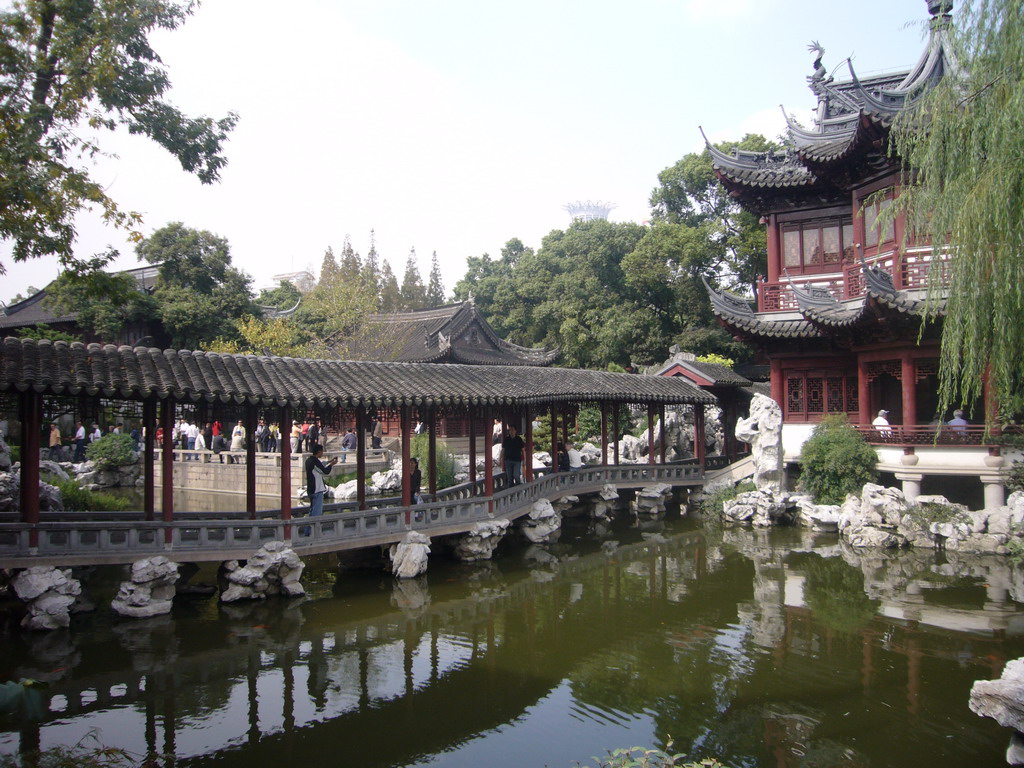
left=2, top=525, right=1023, bottom=768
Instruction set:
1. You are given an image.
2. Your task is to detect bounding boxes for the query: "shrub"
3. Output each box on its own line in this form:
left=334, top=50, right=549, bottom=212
left=799, top=414, right=878, bottom=504
left=85, top=433, right=136, bottom=469
left=1007, top=461, right=1024, bottom=495
left=904, top=501, right=970, bottom=532
left=695, top=352, right=735, bottom=368
left=578, top=743, right=724, bottom=768
left=46, top=476, right=133, bottom=512
left=9, top=445, right=19, bottom=463
left=411, top=433, right=457, bottom=490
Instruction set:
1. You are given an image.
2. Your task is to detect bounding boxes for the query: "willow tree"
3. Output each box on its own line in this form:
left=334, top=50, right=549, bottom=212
left=887, top=0, right=1024, bottom=420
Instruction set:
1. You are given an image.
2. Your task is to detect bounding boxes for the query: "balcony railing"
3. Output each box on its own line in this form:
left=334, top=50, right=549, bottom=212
left=757, top=250, right=949, bottom=313
left=851, top=424, right=997, bottom=447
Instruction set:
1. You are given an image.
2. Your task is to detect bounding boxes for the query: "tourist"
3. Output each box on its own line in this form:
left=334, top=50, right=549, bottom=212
left=291, top=422, right=302, bottom=453
left=202, top=422, right=213, bottom=453
left=501, top=424, right=525, bottom=485
left=305, top=443, right=338, bottom=528
left=566, top=441, right=583, bottom=471
left=492, top=418, right=503, bottom=444
left=230, top=420, right=245, bottom=463
left=301, top=420, right=310, bottom=450
left=48, top=422, right=62, bottom=460
left=947, top=409, right=968, bottom=434
left=872, top=409, right=892, bottom=437
left=130, top=424, right=142, bottom=450
left=268, top=422, right=279, bottom=453
left=255, top=419, right=268, bottom=452
left=307, top=419, right=320, bottom=452
left=556, top=442, right=570, bottom=472
left=371, top=417, right=383, bottom=449
left=212, top=431, right=227, bottom=462
left=90, top=423, right=102, bottom=443
left=73, top=421, right=86, bottom=461
left=340, top=428, right=357, bottom=462
left=409, top=456, right=423, bottom=506
left=194, top=427, right=207, bottom=454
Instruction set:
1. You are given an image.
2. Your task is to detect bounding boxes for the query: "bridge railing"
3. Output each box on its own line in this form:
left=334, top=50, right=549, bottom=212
left=0, top=463, right=703, bottom=564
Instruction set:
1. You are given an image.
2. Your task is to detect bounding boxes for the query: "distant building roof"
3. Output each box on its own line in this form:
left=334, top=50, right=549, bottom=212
left=341, top=300, right=560, bottom=367
left=651, top=349, right=752, bottom=389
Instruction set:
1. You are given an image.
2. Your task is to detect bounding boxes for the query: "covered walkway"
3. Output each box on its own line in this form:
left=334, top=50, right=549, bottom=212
left=0, top=338, right=715, bottom=561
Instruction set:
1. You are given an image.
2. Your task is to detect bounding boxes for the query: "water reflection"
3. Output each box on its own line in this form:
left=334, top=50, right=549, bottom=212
left=2, top=520, right=1024, bottom=768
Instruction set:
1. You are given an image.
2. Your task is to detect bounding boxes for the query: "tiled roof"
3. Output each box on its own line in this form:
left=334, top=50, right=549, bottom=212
left=0, top=338, right=715, bottom=408
left=342, top=301, right=559, bottom=366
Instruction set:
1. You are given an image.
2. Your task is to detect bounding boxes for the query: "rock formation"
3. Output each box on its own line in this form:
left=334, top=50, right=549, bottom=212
left=591, top=484, right=620, bottom=519
left=735, top=394, right=785, bottom=493
left=519, top=498, right=562, bottom=544
left=220, top=542, right=306, bottom=601
left=389, top=531, right=431, bottom=578
left=453, top=519, right=510, bottom=562
left=12, top=567, right=82, bottom=630
left=970, top=657, right=1024, bottom=733
left=632, top=483, right=673, bottom=517
left=111, top=557, right=181, bottom=618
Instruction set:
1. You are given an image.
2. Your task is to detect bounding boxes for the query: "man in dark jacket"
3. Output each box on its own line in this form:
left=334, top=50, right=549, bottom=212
left=501, top=424, right=525, bottom=485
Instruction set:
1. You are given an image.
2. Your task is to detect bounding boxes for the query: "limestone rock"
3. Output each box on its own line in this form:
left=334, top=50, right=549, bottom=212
left=520, top=498, right=562, bottom=544
left=220, top=542, right=305, bottom=601
left=0, top=433, right=11, bottom=470
left=371, top=469, right=403, bottom=493
left=734, top=394, right=784, bottom=493
left=12, top=567, right=82, bottom=630
left=112, top=557, right=181, bottom=618
left=618, top=434, right=644, bottom=463
left=722, top=489, right=787, bottom=527
left=0, top=470, right=63, bottom=513
left=632, top=483, right=672, bottom=517
left=453, top=519, right=510, bottom=562
left=390, top=531, right=431, bottom=578
left=794, top=497, right=841, bottom=531
left=970, top=658, right=1024, bottom=733
left=578, top=443, right=602, bottom=466
left=38, top=460, right=69, bottom=481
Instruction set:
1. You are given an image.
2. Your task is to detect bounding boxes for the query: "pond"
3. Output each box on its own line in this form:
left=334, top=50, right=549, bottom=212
left=2, top=510, right=1023, bottom=768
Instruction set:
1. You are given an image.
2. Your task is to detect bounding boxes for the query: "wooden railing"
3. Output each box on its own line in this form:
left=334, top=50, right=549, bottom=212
left=851, top=424, right=995, bottom=447
left=0, top=463, right=704, bottom=566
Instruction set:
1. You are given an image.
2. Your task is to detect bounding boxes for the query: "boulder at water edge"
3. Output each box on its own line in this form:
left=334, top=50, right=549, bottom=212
left=453, top=519, right=510, bottom=562
left=12, top=567, right=82, bottom=630
left=220, top=542, right=305, bottom=602
left=970, top=657, right=1024, bottom=733
left=519, top=498, right=562, bottom=544
left=390, top=531, right=431, bottom=578
left=111, top=557, right=180, bottom=618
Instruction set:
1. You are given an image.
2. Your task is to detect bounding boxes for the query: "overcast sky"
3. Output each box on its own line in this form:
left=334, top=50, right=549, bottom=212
left=2, top=0, right=937, bottom=302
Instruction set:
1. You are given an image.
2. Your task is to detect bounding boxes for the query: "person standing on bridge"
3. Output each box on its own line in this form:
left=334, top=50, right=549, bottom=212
left=502, top=424, right=525, bottom=486
left=305, top=444, right=338, bottom=525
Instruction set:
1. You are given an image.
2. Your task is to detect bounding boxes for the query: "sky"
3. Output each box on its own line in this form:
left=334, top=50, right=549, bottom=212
left=1, top=0, right=939, bottom=303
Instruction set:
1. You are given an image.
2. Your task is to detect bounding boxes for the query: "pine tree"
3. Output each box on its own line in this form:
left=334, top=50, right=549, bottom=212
left=319, top=247, right=339, bottom=285
left=426, top=251, right=446, bottom=306
left=379, top=260, right=401, bottom=313
left=338, top=236, right=362, bottom=285
left=361, top=230, right=381, bottom=301
left=400, top=248, right=426, bottom=310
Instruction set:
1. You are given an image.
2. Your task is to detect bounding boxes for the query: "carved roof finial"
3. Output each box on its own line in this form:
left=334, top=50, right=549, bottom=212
left=807, top=41, right=828, bottom=82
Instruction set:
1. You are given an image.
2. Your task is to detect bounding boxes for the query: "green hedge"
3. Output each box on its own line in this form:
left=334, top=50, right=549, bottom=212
left=799, top=415, right=878, bottom=504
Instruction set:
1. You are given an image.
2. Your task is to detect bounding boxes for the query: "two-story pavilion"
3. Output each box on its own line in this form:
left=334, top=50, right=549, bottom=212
left=701, top=1, right=1011, bottom=506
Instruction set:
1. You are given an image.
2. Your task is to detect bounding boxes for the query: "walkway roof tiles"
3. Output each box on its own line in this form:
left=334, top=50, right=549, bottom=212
left=0, top=338, right=715, bottom=408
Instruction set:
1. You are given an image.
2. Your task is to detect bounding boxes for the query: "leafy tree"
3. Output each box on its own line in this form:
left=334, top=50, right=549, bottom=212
left=338, top=236, right=362, bottom=285
left=319, top=247, right=339, bottom=286
left=255, top=280, right=302, bottom=311
left=798, top=415, right=878, bottom=504
left=885, top=0, right=1024, bottom=420
left=45, top=265, right=158, bottom=341
left=0, top=0, right=237, bottom=273
left=13, top=323, right=77, bottom=343
left=360, top=232, right=380, bottom=299
left=136, top=222, right=256, bottom=349
left=426, top=251, right=445, bottom=306
left=650, top=134, right=777, bottom=295
left=209, top=315, right=308, bottom=357
left=400, top=248, right=426, bottom=310
left=6, top=285, right=39, bottom=304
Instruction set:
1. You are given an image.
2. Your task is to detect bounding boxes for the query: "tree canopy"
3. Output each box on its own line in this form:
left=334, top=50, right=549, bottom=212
left=0, top=0, right=237, bottom=274
left=887, top=0, right=1024, bottom=420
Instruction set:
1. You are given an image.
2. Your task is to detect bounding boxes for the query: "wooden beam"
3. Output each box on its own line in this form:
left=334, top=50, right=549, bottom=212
left=647, top=405, right=656, bottom=465
left=483, top=406, right=494, bottom=513
left=401, top=405, right=412, bottom=513
left=612, top=404, right=620, bottom=465
left=468, top=407, right=477, bottom=491
left=524, top=408, right=534, bottom=482
left=658, top=404, right=666, bottom=464
left=600, top=402, right=608, bottom=465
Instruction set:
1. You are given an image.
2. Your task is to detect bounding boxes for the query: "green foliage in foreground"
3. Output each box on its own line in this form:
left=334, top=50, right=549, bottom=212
left=0, top=742, right=144, bottom=767
left=799, top=415, right=878, bottom=505
left=44, top=476, right=132, bottom=512
left=85, top=434, right=136, bottom=470
left=904, top=501, right=970, bottom=532
left=577, top=744, right=725, bottom=768
left=1007, top=461, right=1024, bottom=496
left=411, top=433, right=457, bottom=490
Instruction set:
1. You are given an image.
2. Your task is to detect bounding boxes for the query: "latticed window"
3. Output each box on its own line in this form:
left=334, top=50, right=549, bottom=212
left=783, top=369, right=859, bottom=422
left=781, top=217, right=854, bottom=273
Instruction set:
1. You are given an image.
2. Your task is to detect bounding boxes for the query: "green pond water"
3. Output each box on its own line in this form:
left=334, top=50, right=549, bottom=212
left=2, top=510, right=1024, bottom=768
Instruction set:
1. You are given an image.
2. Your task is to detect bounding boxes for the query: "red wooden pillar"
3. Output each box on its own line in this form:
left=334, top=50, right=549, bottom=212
left=658, top=404, right=666, bottom=463
left=355, top=406, right=367, bottom=510
left=694, top=405, right=706, bottom=470
left=468, top=407, right=477, bottom=490
left=901, top=353, right=917, bottom=427
left=19, top=391, right=42, bottom=548
left=524, top=409, right=534, bottom=482
left=245, top=403, right=257, bottom=518
left=600, top=402, right=608, bottom=465
left=647, top=405, right=656, bottom=465
left=401, top=404, right=412, bottom=520
left=143, top=399, right=156, bottom=521
left=858, top=356, right=871, bottom=426
left=612, top=404, right=620, bottom=465
left=561, top=405, right=569, bottom=445
left=160, top=398, right=175, bottom=544
left=770, top=358, right=784, bottom=406
left=427, top=405, right=438, bottom=497
left=550, top=404, right=558, bottom=470
left=483, top=407, right=494, bottom=513
left=281, top=404, right=293, bottom=537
